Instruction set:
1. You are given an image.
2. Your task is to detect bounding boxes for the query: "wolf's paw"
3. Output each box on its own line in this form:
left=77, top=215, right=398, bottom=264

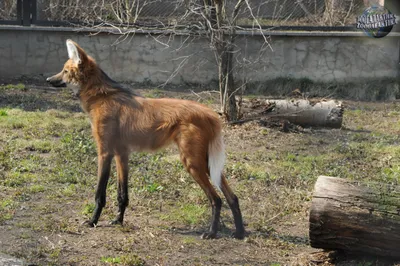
left=232, top=231, right=246, bottom=239
left=200, top=232, right=217, bottom=239
left=231, top=230, right=245, bottom=240
left=82, top=220, right=96, bottom=227
left=109, top=219, right=123, bottom=226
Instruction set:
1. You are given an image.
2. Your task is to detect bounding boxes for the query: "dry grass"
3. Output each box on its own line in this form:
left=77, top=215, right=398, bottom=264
left=0, top=84, right=399, bottom=265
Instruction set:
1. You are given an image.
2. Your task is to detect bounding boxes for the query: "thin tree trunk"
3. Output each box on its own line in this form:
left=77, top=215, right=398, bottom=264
left=323, top=0, right=335, bottom=26
left=218, top=42, right=237, bottom=121
left=225, top=48, right=237, bottom=121
left=204, top=0, right=244, bottom=121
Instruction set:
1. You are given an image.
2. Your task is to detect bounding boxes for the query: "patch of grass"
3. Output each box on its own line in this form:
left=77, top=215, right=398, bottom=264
left=44, top=121, right=66, bottom=137
left=387, top=110, right=400, bottom=117
left=0, top=108, right=8, bottom=116
left=60, top=130, right=96, bottom=155
left=143, top=182, right=164, bottom=193
left=9, top=154, right=45, bottom=174
left=381, top=166, right=400, bottom=185
left=15, top=221, right=40, bottom=230
left=62, top=184, right=77, bottom=197
left=30, top=245, right=62, bottom=265
left=334, top=142, right=372, bottom=161
left=31, top=204, right=58, bottom=217
left=35, top=215, right=77, bottom=233
left=25, top=140, right=53, bottom=153
left=0, top=109, right=87, bottom=139
left=19, top=232, right=32, bottom=239
left=279, top=153, right=328, bottom=181
left=28, top=184, right=46, bottom=193
left=49, top=247, right=61, bottom=260
left=226, top=162, right=250, bottom=180
left=119, top=254, right=146, bottom=266
left=182, top=236, right=198, bottom=245
left=143, top=88, right=164, bottom=98
left=0, top=83, right=26, bottom=91
left=46, top=129, right=97, bottom=185
left=161, top=203, right=207, bottom=226
left=101, top=254, right=145, bottom=266
left=2, top=172, right=34, bottom=187
left=285, top=152, right=297, bottom=162
left=260, top=128, right=269, bottom=135
left=101, top=256, right=121, bottom=264
left=227, top=151, right=328, bottom=186
left=0, top=198, right=17, bottom=224
left=346, top=109, right=363, bottom=117
left=81, top=203, right=95, bottom=217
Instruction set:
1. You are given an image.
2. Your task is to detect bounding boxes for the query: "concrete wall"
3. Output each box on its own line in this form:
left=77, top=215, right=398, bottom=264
left=0, top=27, right=399, bottom=88
left=238, top=34, right=399, bottom=83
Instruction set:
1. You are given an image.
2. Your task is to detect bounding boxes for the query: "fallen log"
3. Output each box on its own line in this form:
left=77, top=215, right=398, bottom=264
left=236, top=99, right=343, bottom=128
left=266, top=99, right=343, bottom=128
left=309, top=175, right=400, bottom=259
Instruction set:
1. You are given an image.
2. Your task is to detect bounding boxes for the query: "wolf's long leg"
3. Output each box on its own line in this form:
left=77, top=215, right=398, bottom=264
left=86, top=153, right=113, bottom=226
left=111, top=153, right=129, bottom=225
left=177, top=135, right=222, bottom=239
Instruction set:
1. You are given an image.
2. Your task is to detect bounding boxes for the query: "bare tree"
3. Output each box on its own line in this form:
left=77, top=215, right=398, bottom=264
left=39, top=0, right=362, bottom=121
left=34, top=1, right=366, bottom=123
left=108, top=0, right=156, bottom=24
left=198, top=0, right=245, bottom=120
left=83, top=0, right=267, bottom=122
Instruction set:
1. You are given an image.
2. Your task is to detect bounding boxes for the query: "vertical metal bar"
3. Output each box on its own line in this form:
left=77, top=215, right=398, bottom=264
left=22, top=0, right=31, bottom=26
left=31, top=0, right=37, bottom=24
left=16, top=0, right=23, bottom=25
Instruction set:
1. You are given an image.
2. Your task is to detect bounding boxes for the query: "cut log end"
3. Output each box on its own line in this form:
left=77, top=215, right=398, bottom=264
left=309, top=176, right=400, bottom=259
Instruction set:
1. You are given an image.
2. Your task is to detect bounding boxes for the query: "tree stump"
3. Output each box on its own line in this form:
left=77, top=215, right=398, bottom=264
left=309, top=176, right=400, bottom=259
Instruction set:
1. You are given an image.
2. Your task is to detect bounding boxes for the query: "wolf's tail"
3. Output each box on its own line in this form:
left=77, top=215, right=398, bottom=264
left=208, top=134, right=225, bottom=190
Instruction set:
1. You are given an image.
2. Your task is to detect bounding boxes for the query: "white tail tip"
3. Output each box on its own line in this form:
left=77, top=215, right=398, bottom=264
left=208, top=134, right=225, bottom=190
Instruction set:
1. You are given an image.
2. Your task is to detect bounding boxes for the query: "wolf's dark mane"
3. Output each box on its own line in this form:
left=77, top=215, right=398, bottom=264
left=100, top=68, right=141, bottom=97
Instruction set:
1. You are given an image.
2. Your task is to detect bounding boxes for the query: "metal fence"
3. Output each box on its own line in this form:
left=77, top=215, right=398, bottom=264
left=0, top=0, right=18, bottom=23
left=0, top=0, right=369, bottom=29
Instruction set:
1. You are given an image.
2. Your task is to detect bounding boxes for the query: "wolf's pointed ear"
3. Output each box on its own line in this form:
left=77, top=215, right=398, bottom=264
left=66, top=39, right=84, bottom=65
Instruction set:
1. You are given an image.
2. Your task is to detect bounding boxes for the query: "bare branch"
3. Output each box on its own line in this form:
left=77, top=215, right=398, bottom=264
left=232, top=0, right=245, bottom=25
left=160, top=55, right=192, bottom=87
left=243, top=0, right=273, bottom=52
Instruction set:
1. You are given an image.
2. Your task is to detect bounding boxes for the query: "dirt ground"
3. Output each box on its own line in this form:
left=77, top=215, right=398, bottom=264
left=0, top=81, right=399, bottom=266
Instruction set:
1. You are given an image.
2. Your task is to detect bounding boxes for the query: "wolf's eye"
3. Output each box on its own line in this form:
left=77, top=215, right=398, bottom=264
left=64, top=70, right=68, bottom=73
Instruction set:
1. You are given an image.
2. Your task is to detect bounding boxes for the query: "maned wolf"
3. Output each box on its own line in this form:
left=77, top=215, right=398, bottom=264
left=47, top=40, right=245, bottom=239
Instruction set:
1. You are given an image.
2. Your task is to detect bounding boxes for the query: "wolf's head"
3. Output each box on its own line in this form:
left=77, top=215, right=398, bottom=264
left=46, top=40, right=94, bottom=93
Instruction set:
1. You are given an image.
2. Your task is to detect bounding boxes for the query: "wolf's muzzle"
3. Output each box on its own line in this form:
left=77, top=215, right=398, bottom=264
left=46, top=77, right=67, bottom=87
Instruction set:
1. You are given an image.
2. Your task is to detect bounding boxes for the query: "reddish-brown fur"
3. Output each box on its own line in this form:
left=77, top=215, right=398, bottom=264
left=47, top=40, right=245, bottom=239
